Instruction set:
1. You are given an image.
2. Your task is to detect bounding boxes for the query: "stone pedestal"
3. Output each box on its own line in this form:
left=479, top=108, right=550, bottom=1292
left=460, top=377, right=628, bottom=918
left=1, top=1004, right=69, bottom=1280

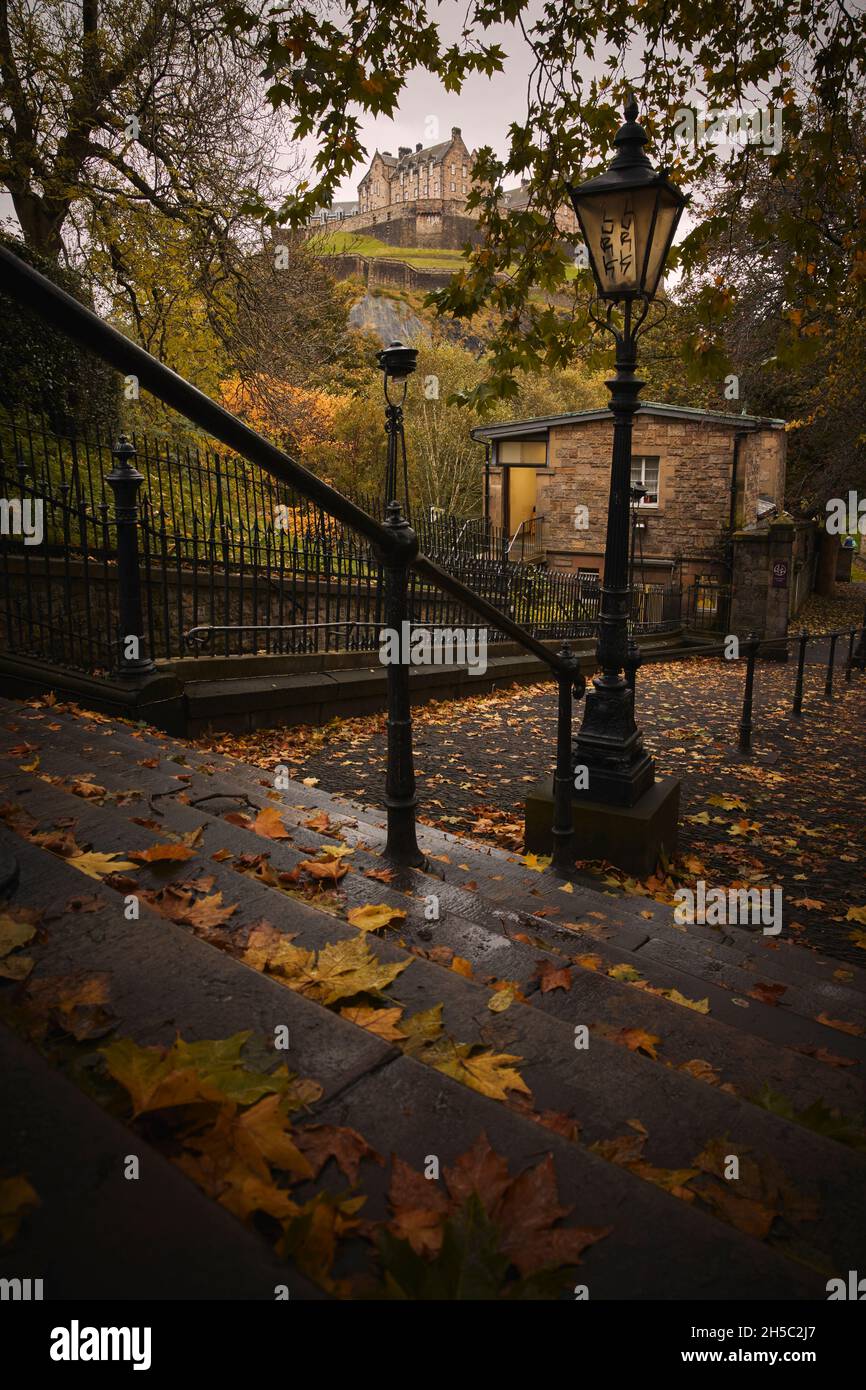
left=524, top=774, right=681, bottom=878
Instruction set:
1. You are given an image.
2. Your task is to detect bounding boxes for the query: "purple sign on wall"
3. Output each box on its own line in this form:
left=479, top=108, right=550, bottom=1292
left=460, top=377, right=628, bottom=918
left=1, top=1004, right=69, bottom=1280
left=772, top=560, right=789, bottom=589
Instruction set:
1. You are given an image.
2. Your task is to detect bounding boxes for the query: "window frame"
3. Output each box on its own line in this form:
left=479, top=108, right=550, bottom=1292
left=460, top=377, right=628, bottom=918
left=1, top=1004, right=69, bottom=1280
left=630, top=454, right=661, bottom=508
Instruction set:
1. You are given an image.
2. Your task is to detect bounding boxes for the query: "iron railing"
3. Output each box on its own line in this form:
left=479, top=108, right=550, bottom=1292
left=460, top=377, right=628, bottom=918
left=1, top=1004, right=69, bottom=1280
left=0, top=405, right=682, bottom=664
left=0, top=244, right=586, bottom=867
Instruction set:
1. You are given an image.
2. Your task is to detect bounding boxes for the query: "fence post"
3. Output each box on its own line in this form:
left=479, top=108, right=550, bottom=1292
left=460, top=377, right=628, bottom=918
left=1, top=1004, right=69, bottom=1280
left=551, top=644, right=582, bottom=872
left=792, top=630, right=808, bottom=715
left=378, top=501, right=425, bottom=868
left=824, top=631, right=839, bottom=699
left=738, top=632, right=759, bottom=752
left=105, top=436, right=155, bottom=678
left=845, top=627, right=856, bottom=683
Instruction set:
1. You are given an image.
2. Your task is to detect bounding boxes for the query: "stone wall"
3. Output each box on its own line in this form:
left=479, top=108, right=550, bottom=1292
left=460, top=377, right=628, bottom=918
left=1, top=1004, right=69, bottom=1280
left=728, top=514, right=797, bottom=653
left=322, top=254, right=456, bottom=293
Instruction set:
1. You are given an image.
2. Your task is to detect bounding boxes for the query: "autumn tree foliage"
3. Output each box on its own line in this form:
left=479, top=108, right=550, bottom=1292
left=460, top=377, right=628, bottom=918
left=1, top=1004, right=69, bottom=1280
left=225, top=0, right=866, bottom=410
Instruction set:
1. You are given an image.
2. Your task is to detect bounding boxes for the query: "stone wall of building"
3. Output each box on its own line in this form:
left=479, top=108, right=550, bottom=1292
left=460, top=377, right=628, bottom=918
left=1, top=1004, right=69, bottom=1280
left=487, top=413, right=787, bottom=588
left=543, top=416, right=744, bottom=582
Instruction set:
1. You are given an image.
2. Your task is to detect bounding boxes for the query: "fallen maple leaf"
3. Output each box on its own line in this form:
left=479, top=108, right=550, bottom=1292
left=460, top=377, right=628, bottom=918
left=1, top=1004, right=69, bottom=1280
left=748, top=981, right=787, bottom=1007
left=535, top=959, right=571, bottom=993
left=67, top=850, right=137, bottom=880
left=346, top=903, right=406, bottom=933
left=615, top=1027, right=661, bottom=1059
left=816, top=1012, right=864, bottom=1037
left=251, top=806, right=291, bottom=840
left=340, top=1005, right=406, bottom=1041
left=130, top=844, right=197, bottom=864
left=664, top=988, right=710, bottom=1014
left=0, top=1175, right=40, bottom=1246
left=0, top=910, right=37, bottom=980
left=299, top=858, right=349, bottom=883
left=25, top=971, right=115, bottom=1040
left=295, top=1124, right=383, bottom=1184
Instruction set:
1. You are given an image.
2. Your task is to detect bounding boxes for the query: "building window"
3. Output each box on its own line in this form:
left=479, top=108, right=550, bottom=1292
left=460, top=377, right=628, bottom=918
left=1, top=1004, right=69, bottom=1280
left=450, top=181, right=455, bottom=193
left=630, top=455, right=660, bottom=506
left=497, top=439, right=547, bottom=466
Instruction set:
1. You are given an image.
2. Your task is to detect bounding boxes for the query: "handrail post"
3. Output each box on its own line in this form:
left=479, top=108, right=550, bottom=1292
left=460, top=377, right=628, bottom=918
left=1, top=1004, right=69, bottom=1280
left=853, top=603, right=866, bottom=671
left=738, top=632, right=759, bottom=752
left=105, top=436, right=155, bottom=678
left=824, top=631, right=839, bottom=698
left=551, top=644, right=582, bottom=872
left=845, top=627, right=856, bottom=683
left=792, top=630, right=808, bottom=715
left=377, top=502, right=425, bottom=868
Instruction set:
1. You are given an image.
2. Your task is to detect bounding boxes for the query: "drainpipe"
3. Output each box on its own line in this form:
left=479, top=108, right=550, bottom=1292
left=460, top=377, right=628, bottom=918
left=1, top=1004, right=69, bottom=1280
left=729, top=430, right=747, bottom=533
left=483, top=440, right=491, bottom=522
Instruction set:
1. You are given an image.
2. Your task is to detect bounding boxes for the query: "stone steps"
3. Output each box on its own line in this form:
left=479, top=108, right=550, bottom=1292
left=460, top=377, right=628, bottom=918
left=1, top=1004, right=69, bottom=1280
left=1, top=760, right=864, bottom=1277
left=0, top=822, right=828, bottom=1300
left=3, top=704, right=864, bottom=1103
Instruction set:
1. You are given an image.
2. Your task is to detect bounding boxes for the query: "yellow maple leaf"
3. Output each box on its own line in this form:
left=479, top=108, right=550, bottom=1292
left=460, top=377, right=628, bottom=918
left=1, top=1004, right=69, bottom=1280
left=844, top=905, right=866, bottom=925
left=67, top=850, right=137, bottom=880
left=430, top=1040, right=531, bottom=1101
left=523, top=853, right=551, bottom=872
left=664, top=988, right=710, bottom=1014
left=346, top=903, right=406, bottom=933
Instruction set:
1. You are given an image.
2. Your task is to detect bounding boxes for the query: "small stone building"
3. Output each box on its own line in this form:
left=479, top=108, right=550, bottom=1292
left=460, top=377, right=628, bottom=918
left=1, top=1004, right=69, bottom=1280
left=472, top=403, right=788, bottom=591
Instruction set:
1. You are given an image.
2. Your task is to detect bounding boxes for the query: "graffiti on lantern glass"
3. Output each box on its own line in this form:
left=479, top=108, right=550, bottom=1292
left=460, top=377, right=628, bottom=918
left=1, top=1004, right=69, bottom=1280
left=600, top=201, right=634, bottom=284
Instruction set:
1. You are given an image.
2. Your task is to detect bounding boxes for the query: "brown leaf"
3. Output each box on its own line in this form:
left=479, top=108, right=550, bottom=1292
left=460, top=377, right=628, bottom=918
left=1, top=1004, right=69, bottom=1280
left=816, top=1012, right=864, bottom=1037
left=443, top=1133, right=511, bottom=1217
left=295, top=1124, right=382, bottom=1184
left=535, top=959, right=572, bottom=993
left=251, top=806, right=291, bottom=840
left=497, top=1154, right=608, bottom=1277
left=130, top=843, right=197, bottom=864
left=299, top=858, right=349, bottom=883
left=25, top=971, right=115, bottom=1040
left=748, top=981, right=787, bottom=1007
left=339, top=1005, right=406, bottom=1041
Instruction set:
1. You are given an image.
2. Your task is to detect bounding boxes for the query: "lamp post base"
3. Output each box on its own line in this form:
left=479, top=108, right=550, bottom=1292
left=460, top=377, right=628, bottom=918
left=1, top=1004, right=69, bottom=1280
left=524, top=774, right=681, bottom=879
left=572, top=677, right=655, bottom=807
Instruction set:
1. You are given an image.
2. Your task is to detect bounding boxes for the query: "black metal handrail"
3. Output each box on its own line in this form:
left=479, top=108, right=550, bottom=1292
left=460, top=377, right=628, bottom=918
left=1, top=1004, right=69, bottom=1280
left=0, top=244, right=583, bottom=868
left=0, top=247, right=574, bottom=682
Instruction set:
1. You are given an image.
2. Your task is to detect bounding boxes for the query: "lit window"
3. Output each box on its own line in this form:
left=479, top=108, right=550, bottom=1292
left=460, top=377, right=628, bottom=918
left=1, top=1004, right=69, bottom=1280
left=497, top=439, right=547, bottom=465
left=630, top=456, right=660, bottom=506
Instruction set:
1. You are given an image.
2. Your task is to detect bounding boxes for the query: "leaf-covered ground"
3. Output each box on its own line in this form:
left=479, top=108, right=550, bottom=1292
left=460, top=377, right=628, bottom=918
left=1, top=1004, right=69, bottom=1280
left=197, top=621, right=866, bottom=965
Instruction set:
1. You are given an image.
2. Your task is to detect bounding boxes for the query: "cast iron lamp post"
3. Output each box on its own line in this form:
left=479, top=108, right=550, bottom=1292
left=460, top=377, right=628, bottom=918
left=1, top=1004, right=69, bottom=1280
left=375, top=342, right=425, bottom=868
left=377, top=340, right=417, bottom=517
left=566, top=97, right=687, bottom=805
